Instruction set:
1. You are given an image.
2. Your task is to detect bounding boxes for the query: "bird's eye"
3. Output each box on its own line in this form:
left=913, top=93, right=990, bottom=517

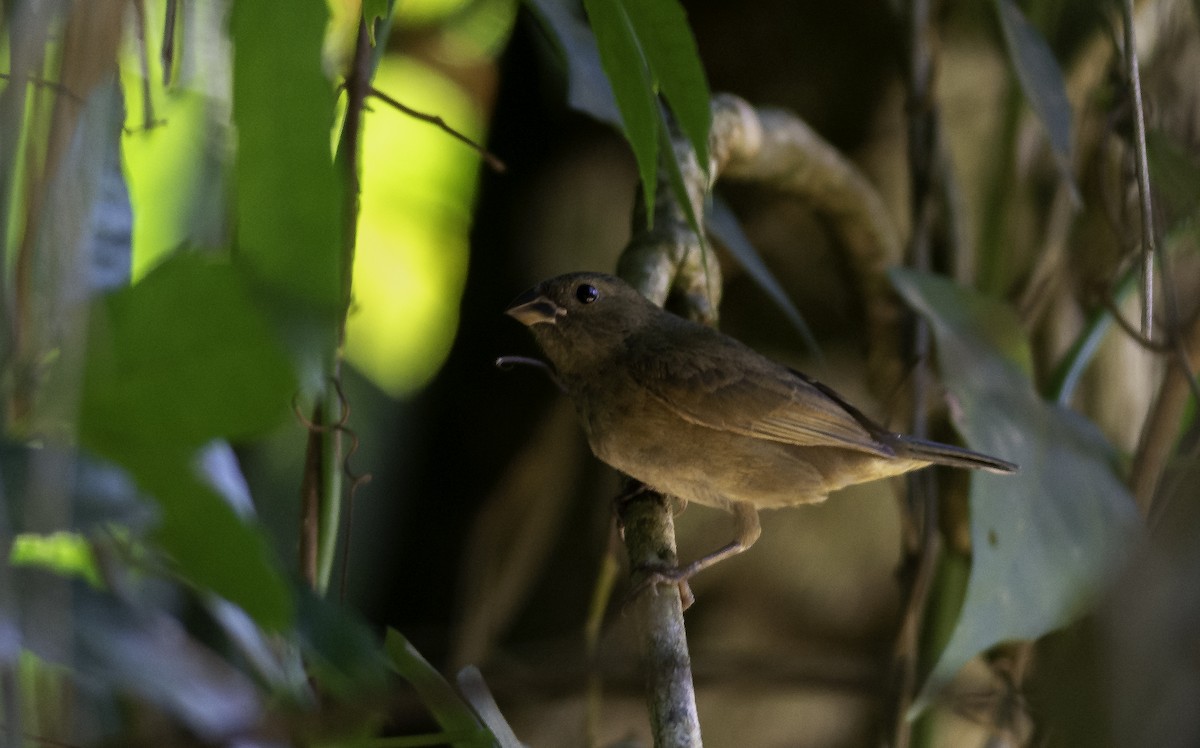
left=575, top=284, right=599, bottom=304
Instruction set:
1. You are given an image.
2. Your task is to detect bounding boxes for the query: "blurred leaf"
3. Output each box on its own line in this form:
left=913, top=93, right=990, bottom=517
left=80, top=253, right=295, bottom=629
left=81, top=254, right=294, bottom=449
left=0, top=443, right=156, bottom=533
left=707, top=196, right=821, bottom=358
left=384, top=628, right=494, bottom=745
left=523, top=0, right=621, bottom=127
left=295, top=587, right=390, bottom=699
left=364, top=0, right=394, bottom=45
left=10, top=533, right=101, bottom=587
left=889, top=270, right=1140, bottom=712
left=15, top=570, right=262, bottom=742
left=231, top=0, right=342, bottom=314
left=993, top=0, right=1077, bottom=196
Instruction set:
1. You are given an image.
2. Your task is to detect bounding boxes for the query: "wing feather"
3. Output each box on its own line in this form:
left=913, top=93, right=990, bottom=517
left=625, top=325, right=895, bottom=458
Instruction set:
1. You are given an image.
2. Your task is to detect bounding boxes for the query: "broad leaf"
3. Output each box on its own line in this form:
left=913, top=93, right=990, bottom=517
left=889, top=270, right=1139, bottom=711
left=81, top=253, right=295, bottom=629
left=231, top=0, right=342, bottom=314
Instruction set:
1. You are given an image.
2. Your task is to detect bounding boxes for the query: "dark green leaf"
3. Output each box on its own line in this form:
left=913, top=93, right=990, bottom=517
left=889, top=270, right=1140, bottom=711
left=621, top=0, right=710, bottom=169
left=231, top=0, right=342, bottom=313
left=80, top=253, right=296, bottom=628
left=581, top=0, right=660, bottom=218
left=295, top=587, right=390, bottom=698
left=993, top=0, right=1077, bottom=196
left=81, top=254, right=295, bottom=449
left=707, top=197, right=821, bottom=358
left=523, top=0, right=621, bottom=127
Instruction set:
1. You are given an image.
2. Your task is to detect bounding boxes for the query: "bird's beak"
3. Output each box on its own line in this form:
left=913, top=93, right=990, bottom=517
left=505, top=288, right=565, bottom=326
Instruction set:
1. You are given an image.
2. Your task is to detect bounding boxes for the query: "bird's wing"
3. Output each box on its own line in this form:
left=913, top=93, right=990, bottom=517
left=627, top=327, right=896, bottom=458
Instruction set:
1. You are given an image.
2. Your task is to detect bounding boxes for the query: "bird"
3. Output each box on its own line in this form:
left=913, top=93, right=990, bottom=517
left=505, top=271, right=1017, bottom=586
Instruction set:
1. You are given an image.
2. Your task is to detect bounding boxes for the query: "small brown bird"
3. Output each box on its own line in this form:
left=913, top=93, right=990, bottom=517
left=506, top=272, right=1017, bottom=584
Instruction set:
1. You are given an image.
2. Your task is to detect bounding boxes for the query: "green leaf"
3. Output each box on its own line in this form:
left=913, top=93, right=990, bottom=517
left=231, top=0, right=342, bottom=313
left=80, top=253, right=296, bottom=628
left=81, top=254, right=295, bottom=449
left=620, top=0, right=710, bottom=169
left=888, top=270, right=1140, bottom=712
left=532, top=0, right=712, bottom=233
left=993, top=0, right=1077, bottom=196
left=581, top=0, right=661, bottom=218
left=523, top=0, right=621, bottom=127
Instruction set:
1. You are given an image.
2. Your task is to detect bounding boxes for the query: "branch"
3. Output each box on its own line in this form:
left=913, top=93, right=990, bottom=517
left=368, top=87, right=507, bottom=173
left=1121, top=0, right=1157, bottom=338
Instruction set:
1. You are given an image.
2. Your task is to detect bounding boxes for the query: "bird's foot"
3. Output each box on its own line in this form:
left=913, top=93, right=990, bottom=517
left=626, top=560, right=700, bottom=611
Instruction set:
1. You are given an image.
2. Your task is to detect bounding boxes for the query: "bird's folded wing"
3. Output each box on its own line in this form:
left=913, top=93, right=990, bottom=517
left=631, top=333, right=895, bottom=458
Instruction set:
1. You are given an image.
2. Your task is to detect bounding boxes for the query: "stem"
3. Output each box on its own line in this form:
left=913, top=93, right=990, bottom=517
left=1121, top=0, right=1156, bottom=338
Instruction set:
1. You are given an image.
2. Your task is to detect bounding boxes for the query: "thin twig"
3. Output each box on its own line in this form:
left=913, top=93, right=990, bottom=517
left=1101, top=294, right=1172, bottom=354
left=368, top=86, right=507, bottom=172
left=1121, top=0, right=1156, bottom=338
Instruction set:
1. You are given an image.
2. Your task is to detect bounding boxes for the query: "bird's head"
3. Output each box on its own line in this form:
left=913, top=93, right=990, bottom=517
left=506, top=272, right=657, bottom=375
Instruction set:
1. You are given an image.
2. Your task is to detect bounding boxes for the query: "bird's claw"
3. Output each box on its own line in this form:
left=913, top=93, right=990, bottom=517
left=625, top=561, right=697, bottom=611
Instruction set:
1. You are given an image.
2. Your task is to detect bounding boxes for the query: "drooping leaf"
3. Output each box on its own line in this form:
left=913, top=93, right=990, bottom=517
left=993, top=0, right=1077, bottom=196
left=523, top=0, right=621, bottom=127
left=581, top=0, right=661, bottom=217
left=889, top=269, right=1140, bottom=712
left=707, top=196, right=821, bottom=358
left=619, top=0, right=710, bottom=170
left=546, top=0, right=711, bottom=231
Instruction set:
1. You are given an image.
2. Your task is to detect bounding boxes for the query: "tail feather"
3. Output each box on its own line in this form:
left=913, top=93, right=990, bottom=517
left=896, top=436, right=1018, bottom=475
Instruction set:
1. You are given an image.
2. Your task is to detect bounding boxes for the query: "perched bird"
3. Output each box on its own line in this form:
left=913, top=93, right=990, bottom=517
left=505, top=271, right=1017, bottom=584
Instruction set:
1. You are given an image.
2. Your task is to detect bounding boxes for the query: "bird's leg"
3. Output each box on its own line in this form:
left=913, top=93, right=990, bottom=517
left=631, top=503, right=761, bottom=609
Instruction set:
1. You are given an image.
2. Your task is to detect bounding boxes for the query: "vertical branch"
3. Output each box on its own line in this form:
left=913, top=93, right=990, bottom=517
left=622, top=488, right=703, bottom=747
left=1120, top=0, right=1156, bottom=339
left=616, top=114, right=711, bottom=748
left=891, top=0, right=940, bottom=744
left=300, top=17, right=374, bottom=595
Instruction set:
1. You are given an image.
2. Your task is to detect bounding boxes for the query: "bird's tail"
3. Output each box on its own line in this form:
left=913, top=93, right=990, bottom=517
left=895, top=436, right=1018, bottom=474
